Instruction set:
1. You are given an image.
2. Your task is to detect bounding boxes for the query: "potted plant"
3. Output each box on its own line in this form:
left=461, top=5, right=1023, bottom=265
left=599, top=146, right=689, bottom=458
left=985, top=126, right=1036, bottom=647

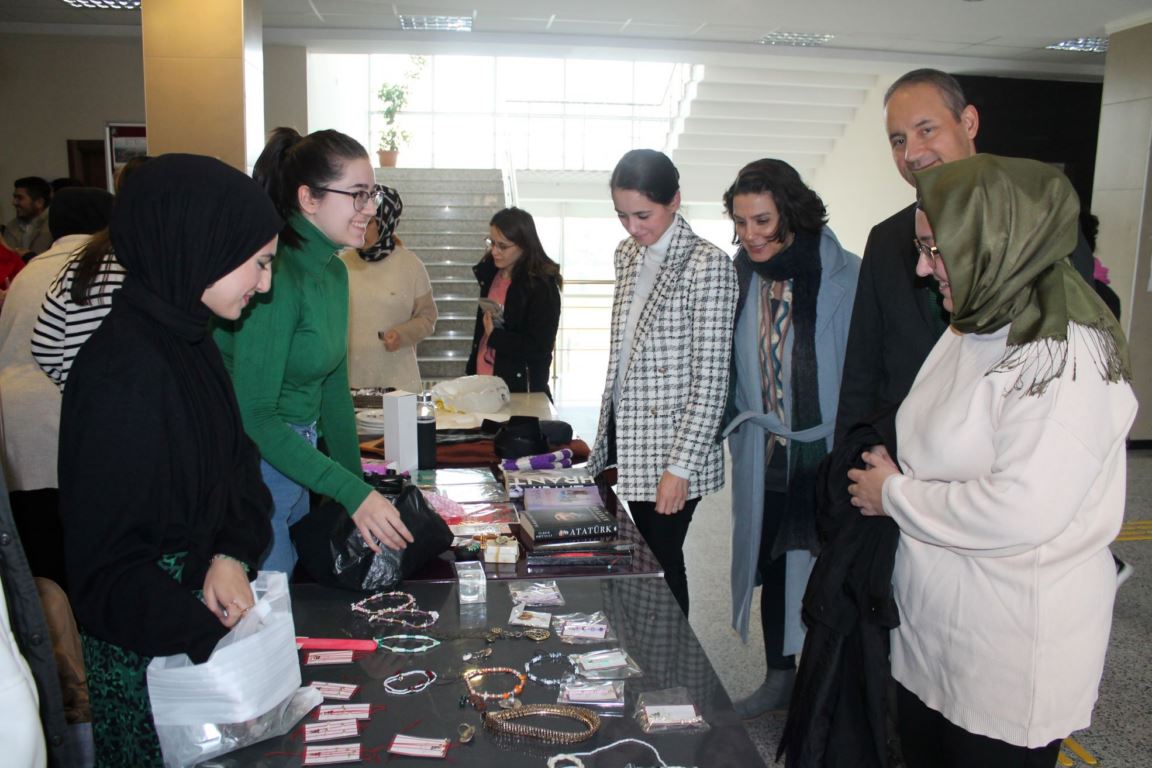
left=376, top=81, right=409, bottom=167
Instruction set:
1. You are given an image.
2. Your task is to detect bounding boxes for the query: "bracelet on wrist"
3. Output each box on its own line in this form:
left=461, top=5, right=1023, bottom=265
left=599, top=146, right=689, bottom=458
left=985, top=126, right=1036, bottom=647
left=212, top=553, right=250, bottom=574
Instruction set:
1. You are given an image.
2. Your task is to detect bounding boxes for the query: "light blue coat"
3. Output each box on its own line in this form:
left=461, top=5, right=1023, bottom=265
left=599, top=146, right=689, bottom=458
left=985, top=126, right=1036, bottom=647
left=721, top=227, right=859, bottom=646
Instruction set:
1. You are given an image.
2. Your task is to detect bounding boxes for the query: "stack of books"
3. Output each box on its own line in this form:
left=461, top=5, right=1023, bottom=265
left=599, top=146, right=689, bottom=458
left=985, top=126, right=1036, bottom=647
left=502, top=467, right=597, bottom=499
left=518, top=486, right=632, bottom=570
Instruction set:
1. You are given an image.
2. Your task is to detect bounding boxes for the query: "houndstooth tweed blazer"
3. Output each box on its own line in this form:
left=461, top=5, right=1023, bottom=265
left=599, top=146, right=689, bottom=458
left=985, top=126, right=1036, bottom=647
left=587, top=215, right=738, bottom=501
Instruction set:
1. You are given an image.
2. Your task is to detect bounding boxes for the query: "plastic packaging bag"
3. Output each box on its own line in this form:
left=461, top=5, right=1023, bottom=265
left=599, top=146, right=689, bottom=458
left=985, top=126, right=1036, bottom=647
left=552, top=611, right=616, bottom=644
left=558, top=679, right=626, bottom=712
left=568, top=648, right=644, bottom=679
left=634, top=687, right=710, bottom=734
left=508, top=580, right=566, bottom=607
left=146, top=572, right=322, bottom=767
left=431, top=375, right=511, bottom=414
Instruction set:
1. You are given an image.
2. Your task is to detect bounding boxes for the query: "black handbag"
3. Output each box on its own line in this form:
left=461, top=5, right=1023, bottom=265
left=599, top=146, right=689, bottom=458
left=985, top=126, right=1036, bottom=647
left=291, top=483, right=453, bottom=592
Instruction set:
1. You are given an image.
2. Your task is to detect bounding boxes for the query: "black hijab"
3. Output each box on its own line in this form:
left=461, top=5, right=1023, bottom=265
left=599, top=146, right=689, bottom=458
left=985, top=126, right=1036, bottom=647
left=111, top=153, right=282, bottom=337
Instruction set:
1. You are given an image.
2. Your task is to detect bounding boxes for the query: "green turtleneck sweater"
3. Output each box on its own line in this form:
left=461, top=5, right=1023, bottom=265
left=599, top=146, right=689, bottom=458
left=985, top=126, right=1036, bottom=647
left=214, top=213, right=370, bottom=516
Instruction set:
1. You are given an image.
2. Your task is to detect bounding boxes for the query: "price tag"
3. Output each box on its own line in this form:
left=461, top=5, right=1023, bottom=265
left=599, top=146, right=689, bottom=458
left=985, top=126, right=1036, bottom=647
left=304, top=743, right=361, bottom=765
left=309, top=682, right=359, bottom=700
left=565, top=682, right=617, bottom=702
left=580, top=650, right=627, bottom=670
left=305, top=650, right=355, bottom=666
left=644, top=704, right=701, bottom=724
left=561, top=622, right=608, bottom=639
left=304, top=720, right=360, bottom=743
left=317, top=703, right=371, bottom=721
left=388, top=734, right=450, bottom=758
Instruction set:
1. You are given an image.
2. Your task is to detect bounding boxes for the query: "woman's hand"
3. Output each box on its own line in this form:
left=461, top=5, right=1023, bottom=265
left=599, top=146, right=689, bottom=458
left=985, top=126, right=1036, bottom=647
left=482, top=311, right=494, bottom=337
left=655, top=471, right=689, bottom=515
left=203, top=556, right=254, bottom=629
left=847, top=444, right=900, bottom=517
left=380, top=328, right=401, bottom=352
left=352, top=491, right=415, bottom=552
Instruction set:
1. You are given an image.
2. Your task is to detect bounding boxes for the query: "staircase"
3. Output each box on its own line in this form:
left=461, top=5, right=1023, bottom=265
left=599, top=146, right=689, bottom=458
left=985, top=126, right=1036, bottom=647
left=374, top=168, right=508, bottom=382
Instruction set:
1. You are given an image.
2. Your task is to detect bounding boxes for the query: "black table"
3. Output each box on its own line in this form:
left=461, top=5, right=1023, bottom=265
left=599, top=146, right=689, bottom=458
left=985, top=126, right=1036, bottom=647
left=215, top=578, right=766, bottom=767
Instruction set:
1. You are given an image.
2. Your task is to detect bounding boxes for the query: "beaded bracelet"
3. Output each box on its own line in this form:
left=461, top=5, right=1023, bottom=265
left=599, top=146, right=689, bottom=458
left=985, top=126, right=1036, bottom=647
left=462, top=667, right=527, bottom=704
left=211, top=553, right=250, bottom=574
left=483, top=703, right=601, bottom=745
left=350, top=590, right=416, bottom=618
left=376, top=634, right=441, bottom=654
left=524, top=651, right=574, bottom=687
left=383, top=669, right=438, bottom=695
left=367, top=608, right=440, bottom=629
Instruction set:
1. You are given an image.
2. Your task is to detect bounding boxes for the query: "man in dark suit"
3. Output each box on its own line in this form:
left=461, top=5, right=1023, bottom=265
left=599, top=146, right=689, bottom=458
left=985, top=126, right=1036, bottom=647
left=835, top=69, right=1093, bottom=441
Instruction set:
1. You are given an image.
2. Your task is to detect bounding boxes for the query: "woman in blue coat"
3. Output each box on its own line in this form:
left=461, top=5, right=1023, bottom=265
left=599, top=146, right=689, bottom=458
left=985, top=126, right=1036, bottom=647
left=720, top=159, right=859, bottom=718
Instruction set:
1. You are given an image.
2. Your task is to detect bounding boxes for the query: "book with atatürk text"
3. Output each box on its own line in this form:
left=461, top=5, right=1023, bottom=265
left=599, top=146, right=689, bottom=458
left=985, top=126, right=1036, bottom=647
left=518, top=504, right=618, bottom=543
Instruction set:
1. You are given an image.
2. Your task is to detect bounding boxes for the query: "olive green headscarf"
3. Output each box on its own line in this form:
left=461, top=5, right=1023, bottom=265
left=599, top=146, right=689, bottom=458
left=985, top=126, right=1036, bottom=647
left=915, top=154, right=1130, bottom=395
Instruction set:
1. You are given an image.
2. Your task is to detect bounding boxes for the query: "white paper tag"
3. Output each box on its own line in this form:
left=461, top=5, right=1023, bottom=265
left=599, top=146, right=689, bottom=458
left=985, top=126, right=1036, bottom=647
left=304, top=743, right=362, bottom=765
left=561, top=622, right=608, bottom=639
left=305, top=650, right=355, bottom=666
left=318, top=703, right=371, bottom=721
left=309, top=682, right=359, bottom=700
left=389, top=734, right=450, bottom=758
left=304, top=719, right=360, bottom=743
left=508, top=604, right=551, bottom=628
left=565, top=683, right=617, bottom=702
left=580, top=650, right=627, bottom=670
left=644, top=704, right=700, bottom=724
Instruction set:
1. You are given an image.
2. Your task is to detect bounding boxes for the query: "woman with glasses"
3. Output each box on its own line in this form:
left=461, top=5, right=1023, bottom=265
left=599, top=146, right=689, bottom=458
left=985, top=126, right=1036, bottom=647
left=215, top=127, right=413, bottom=574
left=848, top=156, right=1136, bottom=768
left=340, top=186, right=438, bottom=393
left=719, top=159, right=859, bottom=717
left=465, top=207, right=562, bottom=399
left=586, top=149, right=738, bottom=616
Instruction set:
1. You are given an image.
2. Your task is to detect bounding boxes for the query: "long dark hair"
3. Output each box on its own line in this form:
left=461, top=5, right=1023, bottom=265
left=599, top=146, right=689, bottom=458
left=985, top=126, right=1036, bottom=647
left=722, top=159, right=828, bottom=245
left=609, top=149, right=679, bottom=204
left=68, top=155, right=154, bottom=305
left=252, top=127, right=369, bottom=249
left=486, top=207, right=562, bottom=288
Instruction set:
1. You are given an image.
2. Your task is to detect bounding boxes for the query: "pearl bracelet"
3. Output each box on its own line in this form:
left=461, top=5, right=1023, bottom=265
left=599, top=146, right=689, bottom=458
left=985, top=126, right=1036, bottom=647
left=524, top=651, right=574, bottom=687
left=383, top=669, right=437, bottom=695
left=350, top=590, right=416, bottom=617
left=211, top=553, right=250, bottom=574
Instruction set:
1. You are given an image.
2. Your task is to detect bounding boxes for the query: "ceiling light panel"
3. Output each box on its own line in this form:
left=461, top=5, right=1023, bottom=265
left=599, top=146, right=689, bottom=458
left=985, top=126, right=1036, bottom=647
left=61, top=0, right=140, bottom=8
left=397, top=14, right=473, bottom=32
left=1045, top=37, right=1108, bottom=53
left=757, top=31, right=835, bottom=47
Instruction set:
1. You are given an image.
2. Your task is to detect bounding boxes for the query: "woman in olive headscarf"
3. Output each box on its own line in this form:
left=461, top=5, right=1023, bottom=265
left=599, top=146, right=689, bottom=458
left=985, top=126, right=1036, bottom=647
left=59, top=154, right=282, bottom=764
left=848, top=154, right=1136, bottom=768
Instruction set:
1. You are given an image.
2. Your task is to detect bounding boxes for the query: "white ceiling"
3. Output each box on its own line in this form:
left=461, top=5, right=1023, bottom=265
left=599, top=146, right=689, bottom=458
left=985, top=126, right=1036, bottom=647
left=3, top=0, right=1152, bottom=77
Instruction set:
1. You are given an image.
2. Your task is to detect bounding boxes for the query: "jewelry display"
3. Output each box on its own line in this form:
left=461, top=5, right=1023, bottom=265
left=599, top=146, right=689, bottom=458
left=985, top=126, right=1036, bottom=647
left=382, top=669, right=438, bottom=695
left=350, top=590, right=416, bottom=618
left=546, top=737, right=693, bottom=768
left=524, top=651, right=575, bottom=687
left=366, top=608, right=440, bottom=629
left=375, top=634, right=441, bottom=653
left=485, top=627, right=550, bottom=643
left=462, top=647, right=493, bottom=662
left=457, top=723, right=476, bottom=744
left=462, top=666, right=527, bottom=705
left=482, top=703, right=600, bottom=745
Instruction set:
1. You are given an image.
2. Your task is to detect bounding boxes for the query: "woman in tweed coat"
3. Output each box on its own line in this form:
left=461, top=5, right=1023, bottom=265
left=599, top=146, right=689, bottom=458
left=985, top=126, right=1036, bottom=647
left=587, top=149, right=738, bottom=615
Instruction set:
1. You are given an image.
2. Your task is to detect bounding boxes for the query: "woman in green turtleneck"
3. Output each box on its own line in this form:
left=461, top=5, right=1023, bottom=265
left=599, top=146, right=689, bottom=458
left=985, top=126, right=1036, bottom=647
left=214, top=128, right=413, bottom=574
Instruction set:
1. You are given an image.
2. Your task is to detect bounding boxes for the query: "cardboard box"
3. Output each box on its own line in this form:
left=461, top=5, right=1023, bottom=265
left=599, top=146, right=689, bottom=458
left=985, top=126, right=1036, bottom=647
left=382, top=390, right=417, bottom=472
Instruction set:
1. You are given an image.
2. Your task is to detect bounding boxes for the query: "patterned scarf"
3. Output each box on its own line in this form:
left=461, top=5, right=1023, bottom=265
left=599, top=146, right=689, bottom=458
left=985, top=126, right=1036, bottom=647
left=916, top=154, right=1130, bottom=396
left=358, top=185, right=403, bottom=262
left=734, top=228, right=825, bottom=556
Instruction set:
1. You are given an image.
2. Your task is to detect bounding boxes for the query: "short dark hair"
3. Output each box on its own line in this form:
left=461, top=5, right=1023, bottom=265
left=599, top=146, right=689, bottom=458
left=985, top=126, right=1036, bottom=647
left=488, top=207, right=562, bottom=288
left=609, top=149, right=679, bottom=205
left=252, top=127, right=368, bottom=248
left=14, top=176, right=51, bottom=205
left=722, top=159, right=828, bottom=244
left=883, top=69, right=969, bottom=121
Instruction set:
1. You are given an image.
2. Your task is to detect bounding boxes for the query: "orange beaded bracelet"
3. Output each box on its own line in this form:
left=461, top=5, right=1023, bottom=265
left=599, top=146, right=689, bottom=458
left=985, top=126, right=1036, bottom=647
left=463, top=667, right=527, bottom=705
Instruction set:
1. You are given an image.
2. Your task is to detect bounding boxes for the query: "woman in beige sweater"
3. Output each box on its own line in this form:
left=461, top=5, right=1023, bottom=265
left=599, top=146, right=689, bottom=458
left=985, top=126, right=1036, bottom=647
left=340, top=187, right=437, bottom=393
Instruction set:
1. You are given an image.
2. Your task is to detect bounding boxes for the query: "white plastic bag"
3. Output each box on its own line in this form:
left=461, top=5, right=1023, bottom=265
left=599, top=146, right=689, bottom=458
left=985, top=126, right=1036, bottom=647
left=146, top=571, right=321, bottom=767
left=432, top=375, right=511, bottom=414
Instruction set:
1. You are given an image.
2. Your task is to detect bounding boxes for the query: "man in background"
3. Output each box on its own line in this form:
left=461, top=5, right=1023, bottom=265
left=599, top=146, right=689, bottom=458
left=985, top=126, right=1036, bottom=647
left=2, top=176, right=53, bottom=258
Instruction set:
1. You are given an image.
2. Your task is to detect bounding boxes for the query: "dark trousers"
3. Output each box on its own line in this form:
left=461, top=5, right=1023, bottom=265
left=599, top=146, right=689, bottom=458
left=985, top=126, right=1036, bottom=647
left=9, top=489, right=67, bottom=590
left=897, top=683, right=1062, bottom=768
left=759, top=485, right=794, bottom=671
left=628, top=497, right=699, bottom=616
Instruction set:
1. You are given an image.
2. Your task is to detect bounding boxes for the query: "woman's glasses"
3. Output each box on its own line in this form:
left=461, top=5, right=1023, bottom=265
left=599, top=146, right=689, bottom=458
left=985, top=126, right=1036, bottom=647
left=485, top=237, right=515, bottom=253
left=313, top=185, right=385, bottom=212
left=913, top=237, right=942, bottom=261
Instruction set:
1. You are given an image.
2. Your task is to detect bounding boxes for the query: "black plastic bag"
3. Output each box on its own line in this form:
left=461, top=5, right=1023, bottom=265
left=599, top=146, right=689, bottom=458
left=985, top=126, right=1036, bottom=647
left=291, top=484, right=453, bottom=591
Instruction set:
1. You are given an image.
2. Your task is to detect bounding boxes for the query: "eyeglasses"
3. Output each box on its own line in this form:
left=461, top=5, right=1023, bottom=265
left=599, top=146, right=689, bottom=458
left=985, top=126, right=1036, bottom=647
left=312, top=185, right=385, bottom=212
left=485, top=237, right=516, bottom=253
left=913, top=237, right=942, bottom=261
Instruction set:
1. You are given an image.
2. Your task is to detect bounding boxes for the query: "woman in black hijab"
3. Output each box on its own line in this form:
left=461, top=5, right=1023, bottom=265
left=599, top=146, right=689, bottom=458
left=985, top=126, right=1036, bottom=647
left=58, top=154, right=282, bottom=765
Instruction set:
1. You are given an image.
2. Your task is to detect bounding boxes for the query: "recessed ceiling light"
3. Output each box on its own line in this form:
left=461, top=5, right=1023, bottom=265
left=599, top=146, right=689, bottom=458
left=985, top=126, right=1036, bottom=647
left=757, top=32, right=834, bottom=47
left=61, top=0, right=140, bottom=8
left=1046, top=37, right=1108, bottom=53
left=397, top=15, right=473, bottom=32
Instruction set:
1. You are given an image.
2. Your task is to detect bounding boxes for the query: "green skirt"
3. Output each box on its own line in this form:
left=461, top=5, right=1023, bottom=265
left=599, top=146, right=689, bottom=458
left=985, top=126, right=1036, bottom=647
left=82, top=553, right=187, bottom=767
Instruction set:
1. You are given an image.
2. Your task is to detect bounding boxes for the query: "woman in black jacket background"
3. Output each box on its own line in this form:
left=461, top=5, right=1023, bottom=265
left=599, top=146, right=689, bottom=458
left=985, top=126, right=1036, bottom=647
left=466, top=207, right=562, bottom=399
